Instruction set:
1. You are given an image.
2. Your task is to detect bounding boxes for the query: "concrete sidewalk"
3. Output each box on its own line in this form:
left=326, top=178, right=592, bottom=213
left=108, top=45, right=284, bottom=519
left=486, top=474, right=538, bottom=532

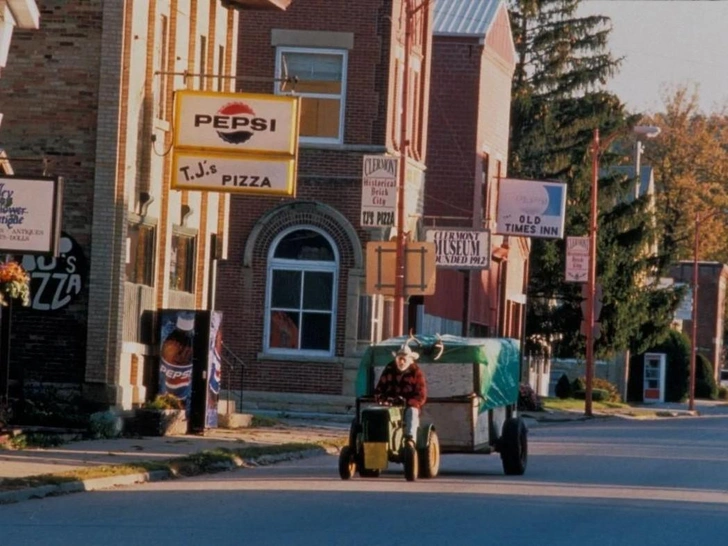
left=1, top=400, right=726, bottom=505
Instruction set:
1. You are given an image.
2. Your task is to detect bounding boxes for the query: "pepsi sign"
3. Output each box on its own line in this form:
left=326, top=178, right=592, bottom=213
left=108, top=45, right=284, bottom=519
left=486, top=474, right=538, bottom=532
left=174, top=90, right=299, bottom=155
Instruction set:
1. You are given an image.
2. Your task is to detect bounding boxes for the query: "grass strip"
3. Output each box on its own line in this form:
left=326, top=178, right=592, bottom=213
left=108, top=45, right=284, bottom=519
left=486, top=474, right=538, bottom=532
left=0, top=442, right=324, bottom=492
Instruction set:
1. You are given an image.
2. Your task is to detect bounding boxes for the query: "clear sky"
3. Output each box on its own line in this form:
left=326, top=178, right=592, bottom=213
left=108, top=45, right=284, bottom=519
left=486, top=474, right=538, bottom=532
left=578, top=1, right=728, bottom=115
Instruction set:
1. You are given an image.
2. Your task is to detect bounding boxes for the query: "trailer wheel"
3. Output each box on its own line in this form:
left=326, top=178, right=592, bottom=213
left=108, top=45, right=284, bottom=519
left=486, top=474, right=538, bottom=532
left=418, top=430, right=440, bottom=479
left=500, top=417, right=528, bottom=476
left=338, top=446, right=357, bottom=480
left=403, top=442, right=419, bottom=482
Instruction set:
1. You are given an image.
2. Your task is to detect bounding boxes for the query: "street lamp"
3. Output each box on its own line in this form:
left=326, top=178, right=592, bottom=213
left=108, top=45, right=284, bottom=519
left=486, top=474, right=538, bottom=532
left=585, top=125, right=661, bottom=416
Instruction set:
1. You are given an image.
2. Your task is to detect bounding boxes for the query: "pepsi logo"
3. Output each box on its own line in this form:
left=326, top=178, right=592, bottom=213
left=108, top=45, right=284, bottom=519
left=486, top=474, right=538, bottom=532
left=193, top=101, right=278, bottom=145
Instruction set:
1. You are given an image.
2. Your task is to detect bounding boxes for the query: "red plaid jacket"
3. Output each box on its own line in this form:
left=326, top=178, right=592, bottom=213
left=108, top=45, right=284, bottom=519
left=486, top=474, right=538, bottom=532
left=374, top=362, right=427, bottom=409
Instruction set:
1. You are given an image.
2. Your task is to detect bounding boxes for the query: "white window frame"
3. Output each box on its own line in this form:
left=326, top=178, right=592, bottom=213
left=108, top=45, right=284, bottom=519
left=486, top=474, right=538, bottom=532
left=274, top=46, right=348, bottom=145
left=263, top=226, right=339, bottom=357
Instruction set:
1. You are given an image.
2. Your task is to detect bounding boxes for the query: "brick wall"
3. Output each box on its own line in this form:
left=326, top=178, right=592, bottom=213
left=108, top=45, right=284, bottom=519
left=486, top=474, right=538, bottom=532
left=217, top=0, right=433, bottom=394
left=0, top=0, right=104, bottom=386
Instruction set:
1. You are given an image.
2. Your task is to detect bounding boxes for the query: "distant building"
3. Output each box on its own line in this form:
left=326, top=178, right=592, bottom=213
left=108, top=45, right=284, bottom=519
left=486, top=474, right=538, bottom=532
left=422, top=0, right=528, bottom=339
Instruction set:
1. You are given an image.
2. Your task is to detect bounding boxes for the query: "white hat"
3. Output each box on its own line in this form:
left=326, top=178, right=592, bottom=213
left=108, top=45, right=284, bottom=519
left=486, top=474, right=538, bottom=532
left=392, top=344, right=419, bottom=360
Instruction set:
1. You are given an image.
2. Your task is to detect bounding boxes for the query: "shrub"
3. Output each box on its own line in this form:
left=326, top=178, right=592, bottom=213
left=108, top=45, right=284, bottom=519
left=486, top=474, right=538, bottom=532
left=571, top=377, right=586, bottom=393
left=518, top=383, right=543, bottom=411
left=554, top=374, right=572, bottom=399
left=591, top=378, right=621, bottom=403
left=573, top=388, right=609, bottom=402
left=718, top=386, right=728, bottom=401
left=89, top=411, right=123, bottom=439
left=695, top=354, right=718, bottom=400
left=143, top=394, right=184, bottom=411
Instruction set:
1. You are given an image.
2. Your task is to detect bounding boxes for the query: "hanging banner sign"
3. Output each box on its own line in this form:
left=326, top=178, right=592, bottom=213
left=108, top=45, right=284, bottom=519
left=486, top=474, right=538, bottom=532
left=565, top=236, right=589, bottom=282
left=171, top=150, right=296, bottom=196
left=0, top=175, right=63, bottom=255
left=495, top=178, right=567, bottom=239
left=361, top=155, right=398, bottom=228
left=425, top=228, right=490, bottom=269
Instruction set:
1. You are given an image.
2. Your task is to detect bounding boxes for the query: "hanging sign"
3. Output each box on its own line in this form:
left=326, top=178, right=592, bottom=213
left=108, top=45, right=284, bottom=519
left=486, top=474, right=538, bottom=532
left=425, top=228, right=490, bottom=269
left=565, top=236, right=589, bottom=282
left=0, top=176, right=63, bottom=255
left=495, top=178, right=567, bottom=239
left=361, top=155, right=398, bottom=228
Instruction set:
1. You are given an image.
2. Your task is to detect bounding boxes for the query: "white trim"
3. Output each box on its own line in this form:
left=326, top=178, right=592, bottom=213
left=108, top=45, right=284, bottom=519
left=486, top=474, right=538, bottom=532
left=263, top=225, right=339, bottom=357
left=274, top=46, right=348, bottom=145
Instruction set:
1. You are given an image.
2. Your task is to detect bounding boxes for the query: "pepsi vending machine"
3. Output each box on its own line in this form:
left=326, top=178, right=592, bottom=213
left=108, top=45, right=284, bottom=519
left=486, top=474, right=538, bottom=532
left=158, top=309, right=222, bottom=433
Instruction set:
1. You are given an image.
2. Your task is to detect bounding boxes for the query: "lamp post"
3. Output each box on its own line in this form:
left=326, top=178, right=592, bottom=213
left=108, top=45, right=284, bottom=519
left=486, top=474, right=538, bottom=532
left=585, top=125, right=661, bottom=416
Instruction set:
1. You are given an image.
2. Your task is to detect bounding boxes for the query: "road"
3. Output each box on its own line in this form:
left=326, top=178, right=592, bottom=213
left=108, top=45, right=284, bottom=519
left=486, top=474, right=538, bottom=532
left=2, top=415, right=728, bottom=546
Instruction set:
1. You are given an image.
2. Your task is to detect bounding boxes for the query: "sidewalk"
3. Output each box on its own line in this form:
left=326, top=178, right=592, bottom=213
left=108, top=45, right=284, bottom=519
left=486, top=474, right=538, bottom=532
left=1, top=400, right=727, bottom=505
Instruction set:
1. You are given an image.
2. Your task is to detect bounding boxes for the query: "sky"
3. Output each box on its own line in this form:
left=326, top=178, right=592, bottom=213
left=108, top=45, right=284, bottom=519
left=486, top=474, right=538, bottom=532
left=577, top=1, right=728, bottom=115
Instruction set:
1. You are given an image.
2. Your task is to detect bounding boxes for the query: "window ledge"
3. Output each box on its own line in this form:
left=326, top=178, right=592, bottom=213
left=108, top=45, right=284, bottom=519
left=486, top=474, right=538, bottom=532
left=299, top=142, right=387, bottom=153
left=257, top=352, right=346, bottom=364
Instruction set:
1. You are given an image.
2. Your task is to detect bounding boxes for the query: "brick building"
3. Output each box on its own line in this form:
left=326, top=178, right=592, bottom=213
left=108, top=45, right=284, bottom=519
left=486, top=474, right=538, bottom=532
left=422, top=0, right=528, bottom=339
left=215, top=0, right=435, bottom=406
left=671, top=261, right=728, bottom=381
left=0, top=0, right=287, bottom=409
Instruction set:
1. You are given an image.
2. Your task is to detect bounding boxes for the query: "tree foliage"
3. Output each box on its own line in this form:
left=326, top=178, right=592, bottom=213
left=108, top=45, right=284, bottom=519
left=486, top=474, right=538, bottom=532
left=509, top=0, right=681, bottom=358
left=640, top=85, right=728, bottom=265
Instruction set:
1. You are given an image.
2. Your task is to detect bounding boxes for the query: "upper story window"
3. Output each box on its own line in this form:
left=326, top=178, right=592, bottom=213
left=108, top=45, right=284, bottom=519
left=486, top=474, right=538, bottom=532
left=275, top=47, right=347, bottom=145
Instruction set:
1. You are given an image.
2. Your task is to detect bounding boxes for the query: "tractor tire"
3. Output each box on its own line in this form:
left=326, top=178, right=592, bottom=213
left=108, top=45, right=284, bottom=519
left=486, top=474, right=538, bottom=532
left=418, top=430, right=440, bottom=479
left=338, top=446, right=357, bottom=480
left=403, top=441, right=419, bottom=482
left=500, top=416, right=528, bottom=476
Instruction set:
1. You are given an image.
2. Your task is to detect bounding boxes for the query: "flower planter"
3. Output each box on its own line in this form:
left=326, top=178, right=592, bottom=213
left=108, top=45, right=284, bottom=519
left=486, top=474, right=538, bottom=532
left=135, top=408, right=188, bottom=436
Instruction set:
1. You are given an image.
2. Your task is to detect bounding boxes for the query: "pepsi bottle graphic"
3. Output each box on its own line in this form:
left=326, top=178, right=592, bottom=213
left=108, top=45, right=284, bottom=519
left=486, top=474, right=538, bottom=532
left=159, top=314, right=195, bottom=412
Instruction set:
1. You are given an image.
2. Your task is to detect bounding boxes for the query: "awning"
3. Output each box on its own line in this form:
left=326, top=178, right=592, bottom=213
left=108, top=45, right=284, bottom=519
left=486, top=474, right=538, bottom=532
left=221, top=0, right=293, bottom=11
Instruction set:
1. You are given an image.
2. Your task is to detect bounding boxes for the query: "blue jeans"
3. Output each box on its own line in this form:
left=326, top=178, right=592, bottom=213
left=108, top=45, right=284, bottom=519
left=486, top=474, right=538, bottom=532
left=404, top=406, right=420, bottom=439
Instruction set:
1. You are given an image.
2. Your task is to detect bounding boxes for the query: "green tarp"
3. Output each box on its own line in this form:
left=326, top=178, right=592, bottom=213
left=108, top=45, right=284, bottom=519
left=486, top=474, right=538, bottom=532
left=355, top=335, right=522, bottom=411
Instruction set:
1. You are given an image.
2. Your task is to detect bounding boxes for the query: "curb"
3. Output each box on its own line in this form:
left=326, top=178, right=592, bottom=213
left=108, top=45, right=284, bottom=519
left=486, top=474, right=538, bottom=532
left=0, top=447, right=329, bottom=506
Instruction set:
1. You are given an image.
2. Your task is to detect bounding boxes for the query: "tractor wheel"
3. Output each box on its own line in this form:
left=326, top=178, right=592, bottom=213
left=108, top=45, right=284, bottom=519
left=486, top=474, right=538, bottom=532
left=403, top=441, right=419, bottom=482
left=500, top=416, right=528, bottom=476
left=418, top=430, right=440, bottom=479
left=338, top=446, right=357, bottom=480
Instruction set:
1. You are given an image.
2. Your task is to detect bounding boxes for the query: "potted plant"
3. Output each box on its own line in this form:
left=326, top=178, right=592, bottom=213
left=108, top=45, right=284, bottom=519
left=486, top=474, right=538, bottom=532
left=136, top=394, right=188, bottom=436
left=0, top=260, right=31, bottom=307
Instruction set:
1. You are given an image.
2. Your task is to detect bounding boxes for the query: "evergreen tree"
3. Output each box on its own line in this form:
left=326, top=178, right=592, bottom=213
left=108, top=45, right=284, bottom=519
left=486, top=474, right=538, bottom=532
left=508, top=0, right=680, bottom=358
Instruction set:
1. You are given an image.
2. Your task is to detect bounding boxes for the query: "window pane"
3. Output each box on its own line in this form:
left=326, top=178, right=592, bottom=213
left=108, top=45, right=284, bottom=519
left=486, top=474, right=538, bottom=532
left=303, top=271, right=333, bottom=310
left=269, top=310, right=299, bottom=349
left=300, top=97, right=341, bottom=139
left=357, top=295, right=372, bottom=342
left=170, top=233, right=195, bottom=292
left=274, top=230, right=334, bottom=261
left=271, top=270, right=301, bottom=308
left=283, top=52, right=343, bottom=86
left=301, top=312, right=331, bottom=351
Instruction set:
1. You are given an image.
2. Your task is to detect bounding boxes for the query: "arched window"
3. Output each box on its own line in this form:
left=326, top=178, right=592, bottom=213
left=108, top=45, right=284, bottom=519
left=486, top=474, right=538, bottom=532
left=264, top=227, right=339, bottom=356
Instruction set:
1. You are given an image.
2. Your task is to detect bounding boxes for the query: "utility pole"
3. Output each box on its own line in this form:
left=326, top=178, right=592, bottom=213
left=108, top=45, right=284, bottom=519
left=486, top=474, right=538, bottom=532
left=585, top=128, right=599, bottom=417
left=393, top=0, right=413, bottom=337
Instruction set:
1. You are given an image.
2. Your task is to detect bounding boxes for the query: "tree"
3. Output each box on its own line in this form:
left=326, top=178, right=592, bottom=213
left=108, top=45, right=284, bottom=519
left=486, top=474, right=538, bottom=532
left=509, top=0, right=681, bottom=358
left=641, top=85, right=728, bottom=266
